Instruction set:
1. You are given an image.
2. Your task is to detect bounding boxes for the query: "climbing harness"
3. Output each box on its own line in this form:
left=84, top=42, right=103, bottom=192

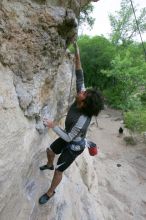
left=87, top=140, right=99, bottom=156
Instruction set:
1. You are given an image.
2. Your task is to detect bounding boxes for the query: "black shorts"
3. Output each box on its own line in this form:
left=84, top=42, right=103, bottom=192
left=47, top=138, right=84, bottom=172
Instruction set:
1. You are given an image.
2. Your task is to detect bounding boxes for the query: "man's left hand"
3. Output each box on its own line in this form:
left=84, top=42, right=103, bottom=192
left=43, top=118, right=55, bottom=128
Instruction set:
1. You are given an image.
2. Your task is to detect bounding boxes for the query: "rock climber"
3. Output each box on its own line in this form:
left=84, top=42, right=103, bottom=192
left=39, top=42, right=104, bottom=205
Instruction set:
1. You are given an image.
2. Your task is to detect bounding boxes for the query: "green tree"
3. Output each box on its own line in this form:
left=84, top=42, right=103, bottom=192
left=109, top=0, right=146, bottom=45
left=77, top=35, right=115, bottom=89
left=102, top=44, right=146, bottom=110
left=79, top=3, right=95, bottom=30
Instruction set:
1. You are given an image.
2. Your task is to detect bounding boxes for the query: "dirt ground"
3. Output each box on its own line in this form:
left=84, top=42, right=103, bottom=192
left=88, top=108, right=146, bottom=220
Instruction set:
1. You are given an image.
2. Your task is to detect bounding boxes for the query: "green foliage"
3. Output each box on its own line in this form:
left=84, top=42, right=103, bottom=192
left=103, top=89, right=124, bottom=108
left=79, top=3, right=95, bottom=30
left=124, top=109, right=146, bottom=132
left=102, top=44, right=146, bottom=110
left=140, top=91, right=146, bottom=105
left=109, top=0, right=146, bottom=45
left=71, top=0, right=146, bottom=133
left=77, top=35, right=115, bottom=89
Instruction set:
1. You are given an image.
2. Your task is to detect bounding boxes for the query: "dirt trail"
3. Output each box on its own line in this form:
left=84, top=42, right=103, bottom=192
left=88, top=108, right=146, bottom=220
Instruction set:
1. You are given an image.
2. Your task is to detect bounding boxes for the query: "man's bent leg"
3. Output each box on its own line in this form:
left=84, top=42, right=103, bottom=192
left=38, top=170, right=62, bottom=204
left=47, top=170, right=63, bottom=197
left=39, top=148, right=84, bottom=204
left=46, top=148, right=55, bottom=167
left=39, top=148, right=55, bottom=170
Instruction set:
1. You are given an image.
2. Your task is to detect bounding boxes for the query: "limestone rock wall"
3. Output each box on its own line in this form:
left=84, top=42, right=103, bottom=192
left=1, top=3, right=145, bottom=218
left=0, top=1, right=100, bottom=220
left=0, top=0, right=78, bottom=125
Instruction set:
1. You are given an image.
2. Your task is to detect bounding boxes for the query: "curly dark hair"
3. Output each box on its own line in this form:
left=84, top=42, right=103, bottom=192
left=81, top=88, right=104, bottom=117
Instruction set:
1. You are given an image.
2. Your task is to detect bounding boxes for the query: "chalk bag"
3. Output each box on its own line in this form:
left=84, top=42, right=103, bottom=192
left=88, top=141, right=99, bottom=156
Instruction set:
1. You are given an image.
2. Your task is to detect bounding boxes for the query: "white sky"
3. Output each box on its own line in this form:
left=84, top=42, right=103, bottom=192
left=79, top=0, right=146, bottom=40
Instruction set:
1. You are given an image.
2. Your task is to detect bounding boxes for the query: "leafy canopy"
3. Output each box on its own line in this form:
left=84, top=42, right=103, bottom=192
left=79, top=3, right=95, bottom=30
left=77, top=35, right=115, bottom=89
left=109, top=0, right=146, bottom=45
left=102, top=43, right=146, bottom=110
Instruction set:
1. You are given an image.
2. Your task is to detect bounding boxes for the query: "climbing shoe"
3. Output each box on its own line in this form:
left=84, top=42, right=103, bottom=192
left=39, top=164, right=54, bottom=171
left=39, top=192, right=55, bottom=205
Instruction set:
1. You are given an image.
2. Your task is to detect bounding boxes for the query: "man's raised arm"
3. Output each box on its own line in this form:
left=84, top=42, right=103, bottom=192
left=73, top=42, right=86, bottom=93
left=73, top=42, right=82, bottom=70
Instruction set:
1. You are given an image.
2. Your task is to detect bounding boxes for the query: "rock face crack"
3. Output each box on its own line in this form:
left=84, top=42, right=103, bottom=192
left=58, top=8, right=78, bottom=45
left=0, top=1, right=98, bottom=220
left=0, top=0, right=79, bottom=126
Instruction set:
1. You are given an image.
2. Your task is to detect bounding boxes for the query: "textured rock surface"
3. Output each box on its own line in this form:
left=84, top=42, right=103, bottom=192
left=0, top=1, right=99, bottom=220
left=0, top=0, right=79, bottom=125
left=1, top=1, right=146, bottom=220
left=89, top=109, right=146, bottom=220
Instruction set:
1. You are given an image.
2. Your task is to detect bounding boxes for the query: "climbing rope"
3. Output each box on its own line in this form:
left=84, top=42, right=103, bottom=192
left=129, top=0, right=146, bottom=61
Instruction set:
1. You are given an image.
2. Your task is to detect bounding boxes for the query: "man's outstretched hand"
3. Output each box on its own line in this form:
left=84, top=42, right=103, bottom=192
left=43, top=118, right=55, bottom=128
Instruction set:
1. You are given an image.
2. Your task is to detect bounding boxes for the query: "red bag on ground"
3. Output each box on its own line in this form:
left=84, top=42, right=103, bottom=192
left=87, top=141, right=99, bottom=156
